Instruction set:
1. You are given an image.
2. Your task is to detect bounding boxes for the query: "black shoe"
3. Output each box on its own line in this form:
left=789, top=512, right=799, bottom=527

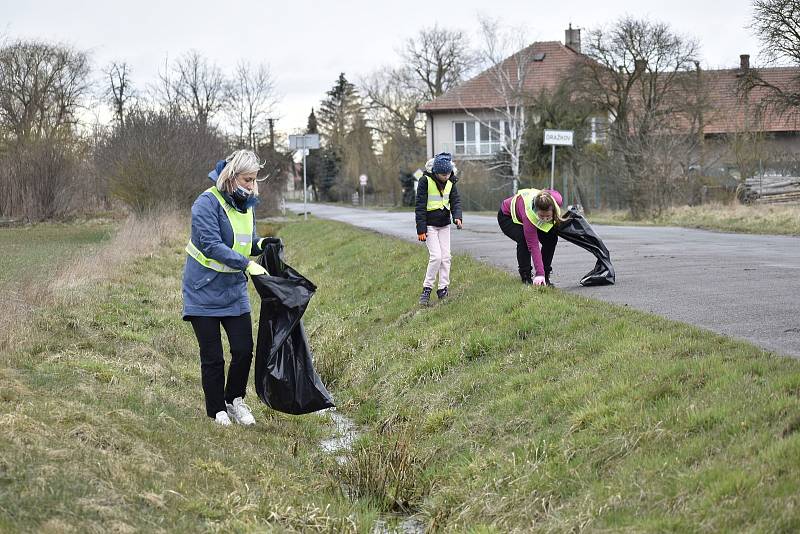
left=436, top=287, right=449, bottom=300
left=519, top=268, right=533, bottom=285
left=419, top=287, right=432, bottom=306
left=545, top=269, right=555, bottom=287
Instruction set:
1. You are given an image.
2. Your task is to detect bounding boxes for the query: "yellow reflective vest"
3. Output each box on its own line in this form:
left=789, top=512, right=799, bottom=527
left=425, top=177, right=452, bottom=211
left=509, top=188, right=561, bottom=233
left=185, top=187, right=253, bottom=273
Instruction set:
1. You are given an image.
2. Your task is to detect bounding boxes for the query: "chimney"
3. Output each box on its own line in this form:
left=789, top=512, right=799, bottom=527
left=565, top=23, right=581, bottom=53
left=634, top=59, right=647, bottom=73
left=740, top=54, right=750, bottom=71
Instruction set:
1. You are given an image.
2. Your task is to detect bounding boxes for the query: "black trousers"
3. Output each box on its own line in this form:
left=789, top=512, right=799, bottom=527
left=497, top=210, right=558, bottom=276
left=189, top=313, right=253, bottom=418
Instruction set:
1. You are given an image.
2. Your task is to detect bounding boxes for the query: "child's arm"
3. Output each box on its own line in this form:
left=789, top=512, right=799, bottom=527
left=450, top=183, right=463, bottom=227
left=415, top=177, right=428, bottom=235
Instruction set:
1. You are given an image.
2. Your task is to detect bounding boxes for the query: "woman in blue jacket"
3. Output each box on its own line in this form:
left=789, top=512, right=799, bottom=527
left=183, top=149, right=268, bottom=426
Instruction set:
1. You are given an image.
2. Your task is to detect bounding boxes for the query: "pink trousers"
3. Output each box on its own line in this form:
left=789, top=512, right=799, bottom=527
left=423, top=225, right=451, bottom=290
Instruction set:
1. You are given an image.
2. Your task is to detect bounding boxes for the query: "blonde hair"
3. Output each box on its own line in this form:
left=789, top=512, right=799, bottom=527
left=534, top=191, right=568, bottom=224
left=216, top=149, right=263, bottom=196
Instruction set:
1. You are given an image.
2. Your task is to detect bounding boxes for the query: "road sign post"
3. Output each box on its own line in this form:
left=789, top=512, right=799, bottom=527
left=359, top=174, right=367, bottom=207
left=289, top=134, right=320, bottom=220
left=543, top=129, right=574, bottom=190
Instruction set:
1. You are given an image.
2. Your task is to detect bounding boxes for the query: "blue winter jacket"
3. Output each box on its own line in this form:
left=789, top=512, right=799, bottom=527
left=181, top=185, right=262, bottom=319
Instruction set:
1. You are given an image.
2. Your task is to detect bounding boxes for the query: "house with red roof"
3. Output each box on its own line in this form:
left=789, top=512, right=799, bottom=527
left=418, top=27, right=800, bottom=177
left=417, top=27, right=588, bottom=160
left=701, top=56, right=800, bottom=168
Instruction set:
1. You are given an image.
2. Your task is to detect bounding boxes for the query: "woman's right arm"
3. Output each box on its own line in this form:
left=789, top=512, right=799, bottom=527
left=516, top=196, right=545, bottom=276
left=190, top=195, right=249, bottom=271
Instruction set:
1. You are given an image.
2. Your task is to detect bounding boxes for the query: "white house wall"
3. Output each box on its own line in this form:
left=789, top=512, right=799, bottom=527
left=427, top=111, right=508, bottom=159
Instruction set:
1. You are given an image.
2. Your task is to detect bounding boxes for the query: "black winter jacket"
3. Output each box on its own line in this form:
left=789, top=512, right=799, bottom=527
left=415, top=171, right=463, bottom=234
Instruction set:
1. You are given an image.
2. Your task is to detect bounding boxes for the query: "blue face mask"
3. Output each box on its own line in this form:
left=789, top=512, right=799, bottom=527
left=232, top=185, right=252, bottom=203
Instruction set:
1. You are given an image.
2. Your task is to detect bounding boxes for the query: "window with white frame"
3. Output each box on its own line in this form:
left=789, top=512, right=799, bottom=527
left=454, top=120, right=504, bottom=156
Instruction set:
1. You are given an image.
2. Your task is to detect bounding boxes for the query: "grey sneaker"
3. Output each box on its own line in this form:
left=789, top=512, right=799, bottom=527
left=419, top=287, right=432, bottom=306
left=436, top=287, right=449, bottom=300
left=226, top=397, right=255, bottom=426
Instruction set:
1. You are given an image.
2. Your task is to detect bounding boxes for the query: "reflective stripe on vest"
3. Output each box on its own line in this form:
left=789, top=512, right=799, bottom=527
left=185, top=187, right=254, bottom=273
left=509, top=188, right=560, bottom=232
left=425, top=176, right=452, bottom=211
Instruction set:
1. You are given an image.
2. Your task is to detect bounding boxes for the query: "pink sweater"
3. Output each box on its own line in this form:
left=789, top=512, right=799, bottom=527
left=500, top=189, right=562, bottom=276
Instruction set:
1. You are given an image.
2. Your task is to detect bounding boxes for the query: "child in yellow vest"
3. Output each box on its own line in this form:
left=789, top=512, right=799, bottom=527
left=415, top=153, right=463, bottom=305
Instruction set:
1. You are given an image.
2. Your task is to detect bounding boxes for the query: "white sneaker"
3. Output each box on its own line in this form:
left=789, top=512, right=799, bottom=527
left=214, top=411, right=232, bottom=426
left=226, top=397, right=256, bottom=426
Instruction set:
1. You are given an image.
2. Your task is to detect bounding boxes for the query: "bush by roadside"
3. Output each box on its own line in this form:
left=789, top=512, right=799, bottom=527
left=95, top=111, right=227, bottom=215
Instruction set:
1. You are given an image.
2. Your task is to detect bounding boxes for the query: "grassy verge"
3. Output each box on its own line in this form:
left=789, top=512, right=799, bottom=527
left=287, top=219, right=800, bottom=532
left=586, top=203, right=800, bottom=235
left=1, top=216, right=799, bottom=532
left=0, top=216, right=373, bottom=532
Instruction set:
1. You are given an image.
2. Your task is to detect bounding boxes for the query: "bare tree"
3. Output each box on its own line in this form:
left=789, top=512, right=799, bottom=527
left=753, top=0, right=800, bottom=65
left=359, top=26, right=475, bottom=204
left=155, top=50, right=228, bottom=128
left=0, top=39, right=91, bottom=220
left=571, top=17, right=707, bottom=216
left=362, top=66, right=426, bottom=173
left=227, top=61, right=279, bottom=149
left=739, top=0, right=800, bottom=115
left=0, top=39, right=91, bottom=142
left=401, top=25, right=476, bottom=100
left=363, top=67, right=423, bottom=140
left=104, top=61, right=135, bottom=126
left=461, top=17, right=539, bottom=193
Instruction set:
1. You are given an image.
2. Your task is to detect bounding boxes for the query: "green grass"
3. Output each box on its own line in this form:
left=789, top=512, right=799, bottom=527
left=0, top=220, right=114, bottom=288
left=0, top=218, right=376, bottom=533
left=1, top=216, right=799, bottom=532
left=288, top=219, right=800, bottom=532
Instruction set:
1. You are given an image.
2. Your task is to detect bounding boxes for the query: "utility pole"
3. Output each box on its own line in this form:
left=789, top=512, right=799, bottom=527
left=267, top=118, right=275, bottom=151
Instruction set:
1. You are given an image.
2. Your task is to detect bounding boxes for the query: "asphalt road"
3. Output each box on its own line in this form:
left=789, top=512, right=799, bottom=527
left=285, top=202, right=800, bottom=359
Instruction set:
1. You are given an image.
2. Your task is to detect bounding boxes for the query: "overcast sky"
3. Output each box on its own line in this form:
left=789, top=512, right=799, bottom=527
left=2, top=0, right=763, bottom=136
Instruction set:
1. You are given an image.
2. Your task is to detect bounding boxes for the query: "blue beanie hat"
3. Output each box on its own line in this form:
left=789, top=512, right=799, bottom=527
left=431, top=152, right=453, bottom=175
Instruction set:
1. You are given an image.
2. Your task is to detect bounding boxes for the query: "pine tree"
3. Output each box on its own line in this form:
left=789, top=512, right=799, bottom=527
left=316, top=73, right=364, bottom=199
left=317, top=73, right=361, bottom=147
left=304, top=108, right=322, bottom=200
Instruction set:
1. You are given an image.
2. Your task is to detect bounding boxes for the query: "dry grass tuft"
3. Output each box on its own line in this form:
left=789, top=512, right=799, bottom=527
left=266, top=504, right=359, bottom=533
left=53, top=210, right=185, bottom=292
left=332, top=428, right=431, bottom=513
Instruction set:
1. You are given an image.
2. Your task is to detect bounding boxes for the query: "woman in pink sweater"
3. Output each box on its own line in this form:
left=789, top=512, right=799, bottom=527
left=497, top=188, right=566, bottom=286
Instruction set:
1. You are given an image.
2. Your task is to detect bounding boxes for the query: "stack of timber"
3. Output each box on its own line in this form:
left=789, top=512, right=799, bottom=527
left=737, top=176, right=800, bottom=205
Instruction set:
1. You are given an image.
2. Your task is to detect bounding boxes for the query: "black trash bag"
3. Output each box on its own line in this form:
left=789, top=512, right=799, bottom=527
left=250, top=238, right=335, bottom=414
left=555, top=208, right=616, bottom=286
